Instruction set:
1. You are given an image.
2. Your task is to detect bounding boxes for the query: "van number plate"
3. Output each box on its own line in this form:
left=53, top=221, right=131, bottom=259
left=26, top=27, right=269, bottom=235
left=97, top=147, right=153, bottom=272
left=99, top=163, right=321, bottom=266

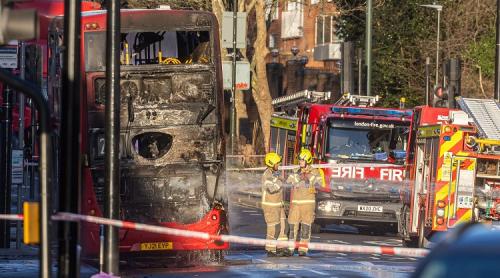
left=358, top=205, right=383, bottom=213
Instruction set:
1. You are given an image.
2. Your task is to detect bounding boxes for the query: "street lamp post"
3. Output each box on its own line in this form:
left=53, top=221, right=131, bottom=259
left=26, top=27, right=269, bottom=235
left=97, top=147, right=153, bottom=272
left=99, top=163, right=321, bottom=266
left=420, top=4, right=443, bottom=88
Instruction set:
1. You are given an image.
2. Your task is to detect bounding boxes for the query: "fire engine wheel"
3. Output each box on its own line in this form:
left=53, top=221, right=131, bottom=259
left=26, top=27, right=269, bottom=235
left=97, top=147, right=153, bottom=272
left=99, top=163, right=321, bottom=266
left=417, top=212, right=426, bottom=248
left=311, top=223, right=323, bottom=233
left=402, top=236, right=419, bottom=248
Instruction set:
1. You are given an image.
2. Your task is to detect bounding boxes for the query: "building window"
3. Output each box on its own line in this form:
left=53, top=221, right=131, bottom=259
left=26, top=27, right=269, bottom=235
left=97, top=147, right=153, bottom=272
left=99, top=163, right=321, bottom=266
left=315, top=15, right=337, bottom=45
left=269, top=34, right=279, bottom=49
left=265, top=0, right=279, bottom=21
left=286, top=0, right=302, bottom=12
left=282, top=0, right=304, bottom=39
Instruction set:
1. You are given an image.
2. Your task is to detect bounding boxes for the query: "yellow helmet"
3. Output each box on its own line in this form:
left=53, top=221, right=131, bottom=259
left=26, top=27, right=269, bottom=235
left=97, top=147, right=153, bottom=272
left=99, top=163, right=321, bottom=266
left=265, top=152, right=282, bottom=168
left=298, top=149, right=313, bottom=164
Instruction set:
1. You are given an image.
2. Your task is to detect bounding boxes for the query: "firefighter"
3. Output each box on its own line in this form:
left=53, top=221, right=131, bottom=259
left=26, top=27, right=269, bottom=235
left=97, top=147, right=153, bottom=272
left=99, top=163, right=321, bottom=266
left=286, top=149, right=323, bottom=256
left=261, top=152, right=289, bottom=257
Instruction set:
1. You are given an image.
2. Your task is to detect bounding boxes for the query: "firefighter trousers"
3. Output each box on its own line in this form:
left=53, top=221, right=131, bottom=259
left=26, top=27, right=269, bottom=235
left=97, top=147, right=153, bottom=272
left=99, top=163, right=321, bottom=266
left=288, top=203, right=315, bottom=254
left=262, top=206, right=288, bottom=253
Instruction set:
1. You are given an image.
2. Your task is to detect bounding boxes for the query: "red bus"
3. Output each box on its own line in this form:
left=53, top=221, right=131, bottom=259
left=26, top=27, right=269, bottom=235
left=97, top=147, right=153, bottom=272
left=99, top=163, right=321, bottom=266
left=2, top=0, right=100, bottom=140
left=48, top=9, right=228, bottom=262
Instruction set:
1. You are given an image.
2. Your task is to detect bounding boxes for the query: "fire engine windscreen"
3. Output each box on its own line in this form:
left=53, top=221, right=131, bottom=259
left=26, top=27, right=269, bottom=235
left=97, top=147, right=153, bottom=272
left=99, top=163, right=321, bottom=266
left=326, top=119, right=409, bottom=164
left=85, top=30, right=211, bottom=70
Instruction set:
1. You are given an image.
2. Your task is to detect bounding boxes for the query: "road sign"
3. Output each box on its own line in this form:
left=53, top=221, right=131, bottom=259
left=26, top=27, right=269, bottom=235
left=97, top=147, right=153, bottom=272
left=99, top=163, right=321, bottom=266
left=222, top=61, right=250, bottom=90
left=221, top=12, right=247, bottom=49
left=0, top=47, right=18, bottom=69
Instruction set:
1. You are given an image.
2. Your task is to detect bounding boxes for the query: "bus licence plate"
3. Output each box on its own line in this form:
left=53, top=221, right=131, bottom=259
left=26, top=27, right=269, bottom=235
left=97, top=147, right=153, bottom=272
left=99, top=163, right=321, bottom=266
left=357, top=205, right=383, bottom=213
left=140, top=242, right=173, bottom=251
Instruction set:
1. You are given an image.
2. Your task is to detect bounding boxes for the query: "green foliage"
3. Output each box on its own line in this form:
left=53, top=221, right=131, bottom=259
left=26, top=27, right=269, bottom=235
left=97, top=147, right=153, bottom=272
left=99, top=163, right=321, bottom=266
left=333, top=0, right=495, bottom=107
left=466, top=30, right=496, bottom=78
left=99, top=0, right=211, bottom=10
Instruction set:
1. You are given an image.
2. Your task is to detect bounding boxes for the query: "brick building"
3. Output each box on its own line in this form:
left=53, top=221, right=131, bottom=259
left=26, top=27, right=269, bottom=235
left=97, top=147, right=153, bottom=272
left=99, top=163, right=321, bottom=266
left=234, top=0, right=344, bottom=150
left=266, top=0, right=341, bottom=98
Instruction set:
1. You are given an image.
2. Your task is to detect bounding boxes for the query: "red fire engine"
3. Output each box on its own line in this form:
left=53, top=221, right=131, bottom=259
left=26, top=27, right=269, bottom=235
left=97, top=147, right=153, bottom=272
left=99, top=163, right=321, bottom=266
left=400, top=98, right=500, bottom=247
left=271, top=93, right=413, bottom=233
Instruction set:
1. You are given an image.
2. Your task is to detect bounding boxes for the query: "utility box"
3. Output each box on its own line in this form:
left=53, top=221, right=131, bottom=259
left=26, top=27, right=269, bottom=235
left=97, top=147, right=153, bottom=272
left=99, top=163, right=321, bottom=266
left=221, top=12, right=247, bottom=49
left=313, top=42, right=342, bottom=61
left=222, top=61, right=250, bottom=90
left=24, top=202, right=39, bottom=245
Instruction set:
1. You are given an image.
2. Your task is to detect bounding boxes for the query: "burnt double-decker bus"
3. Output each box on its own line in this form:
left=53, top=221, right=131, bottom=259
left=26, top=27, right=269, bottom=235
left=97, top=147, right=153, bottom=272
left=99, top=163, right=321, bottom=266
left=48, top=9, right=227, bottom=260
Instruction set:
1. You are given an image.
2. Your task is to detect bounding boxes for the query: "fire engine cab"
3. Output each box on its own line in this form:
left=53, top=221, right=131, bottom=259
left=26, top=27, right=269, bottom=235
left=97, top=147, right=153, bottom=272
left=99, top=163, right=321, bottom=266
left=271, top=92, right=413, bottom=233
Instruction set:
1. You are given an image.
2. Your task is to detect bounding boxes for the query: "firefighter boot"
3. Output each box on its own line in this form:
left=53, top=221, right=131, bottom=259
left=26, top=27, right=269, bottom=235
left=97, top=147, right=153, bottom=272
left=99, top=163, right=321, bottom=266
left=277, top=211, right=290, bottom=257
left=265, top=222, right=280, bottom=254
left=298, top=223, right=311, bottom=256
left=287, top=224, right=298, bottom=256
left=267, top=251, right=278, bottom=257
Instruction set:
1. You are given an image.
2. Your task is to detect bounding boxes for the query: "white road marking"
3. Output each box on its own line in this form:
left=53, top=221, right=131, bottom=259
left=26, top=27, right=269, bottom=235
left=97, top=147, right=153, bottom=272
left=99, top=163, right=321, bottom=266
left=359, top=261, right=375, bottom=266
left=371, top=253, right=381, bottom=256
left=234, top=203, right=260, bottom=209
left=389, top=256, right=415, bottom=261
left=329, top=240, right=350, bottom=244
left=255, top=259, right=272, bottom=264
left=243, top=210, right=257, bottom=213
left=250, top=213, right=262, bottom=216
left=307, top=269, right=329, bottom=276
left=369, top=256, right=381, bottom=260
left=363, top=240, right=401, bottom=246
left=311, top=236, right=321, bottom=239
left=337, top=253, right=347, bottom=256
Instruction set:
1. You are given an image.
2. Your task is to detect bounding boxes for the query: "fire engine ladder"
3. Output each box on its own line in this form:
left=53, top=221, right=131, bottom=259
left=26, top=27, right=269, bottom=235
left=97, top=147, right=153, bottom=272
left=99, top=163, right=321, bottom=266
left=272, top=90, right=332, bottom=109
left=334, top=93, right=380, bottom=107
left=457, top=97, right=500, bottom=140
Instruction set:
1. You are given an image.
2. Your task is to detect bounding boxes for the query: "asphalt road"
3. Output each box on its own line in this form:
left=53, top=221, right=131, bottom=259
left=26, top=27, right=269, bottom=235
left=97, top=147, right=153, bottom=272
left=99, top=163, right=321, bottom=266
left=120, top=197, right=420, bottom=278
left=0, top=173, right=422, bottom=278
left=0, top=202, right=420, bottom=278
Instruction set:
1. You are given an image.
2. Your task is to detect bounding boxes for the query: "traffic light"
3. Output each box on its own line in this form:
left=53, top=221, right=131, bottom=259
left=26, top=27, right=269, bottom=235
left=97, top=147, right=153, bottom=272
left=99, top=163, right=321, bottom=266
left=433, top=86, right=448, bottom=107
left=447, top=58, right=461, bottom=108
left=0, top=2, right=38, bottom=45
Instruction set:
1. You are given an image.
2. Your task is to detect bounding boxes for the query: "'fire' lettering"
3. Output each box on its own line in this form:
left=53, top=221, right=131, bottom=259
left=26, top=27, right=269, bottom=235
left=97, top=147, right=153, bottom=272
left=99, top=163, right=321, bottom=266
left=331, top=166, right=364, bottom=179
left=380, top=168, right=404, bottom=181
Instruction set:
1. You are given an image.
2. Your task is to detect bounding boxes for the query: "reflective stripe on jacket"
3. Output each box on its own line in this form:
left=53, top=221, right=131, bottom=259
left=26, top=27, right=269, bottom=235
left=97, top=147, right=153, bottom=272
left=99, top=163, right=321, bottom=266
left=287, top=166, right=322, bottom=204
left=261, top=168, right=283, bottom=207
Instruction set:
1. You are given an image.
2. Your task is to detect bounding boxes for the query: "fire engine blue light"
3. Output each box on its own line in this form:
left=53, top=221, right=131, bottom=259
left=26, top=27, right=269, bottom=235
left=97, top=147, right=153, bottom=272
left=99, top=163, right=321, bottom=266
left=392, top=150, right=407, bottom=159
left=331, top=107, right=412, bottom=118
left=374, top=152, right=388, bottom=160
left=443, top=136, right=451, bottom=141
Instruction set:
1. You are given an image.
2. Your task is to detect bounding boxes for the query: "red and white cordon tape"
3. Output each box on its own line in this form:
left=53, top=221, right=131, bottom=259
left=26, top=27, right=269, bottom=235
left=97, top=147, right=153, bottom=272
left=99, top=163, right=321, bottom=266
left=228, top=162, right=401, bottom=172
left=0, top=214, right=24, bottom=221
left=0, top=213, right=428, bottom=258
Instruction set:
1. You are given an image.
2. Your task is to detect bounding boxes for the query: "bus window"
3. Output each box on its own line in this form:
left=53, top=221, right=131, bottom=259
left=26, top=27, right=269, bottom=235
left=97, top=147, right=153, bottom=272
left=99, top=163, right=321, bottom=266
left=84, top=30, right=211, bottom=71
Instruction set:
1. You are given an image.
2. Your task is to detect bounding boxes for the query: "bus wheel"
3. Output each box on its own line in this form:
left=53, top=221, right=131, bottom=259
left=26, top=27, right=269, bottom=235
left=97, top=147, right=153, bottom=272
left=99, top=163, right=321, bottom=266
left=175, top=251, right=195, bottom=268
left=197, top=250, right=224, bottom=265
left=208, top=250, right=224, bottom=264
